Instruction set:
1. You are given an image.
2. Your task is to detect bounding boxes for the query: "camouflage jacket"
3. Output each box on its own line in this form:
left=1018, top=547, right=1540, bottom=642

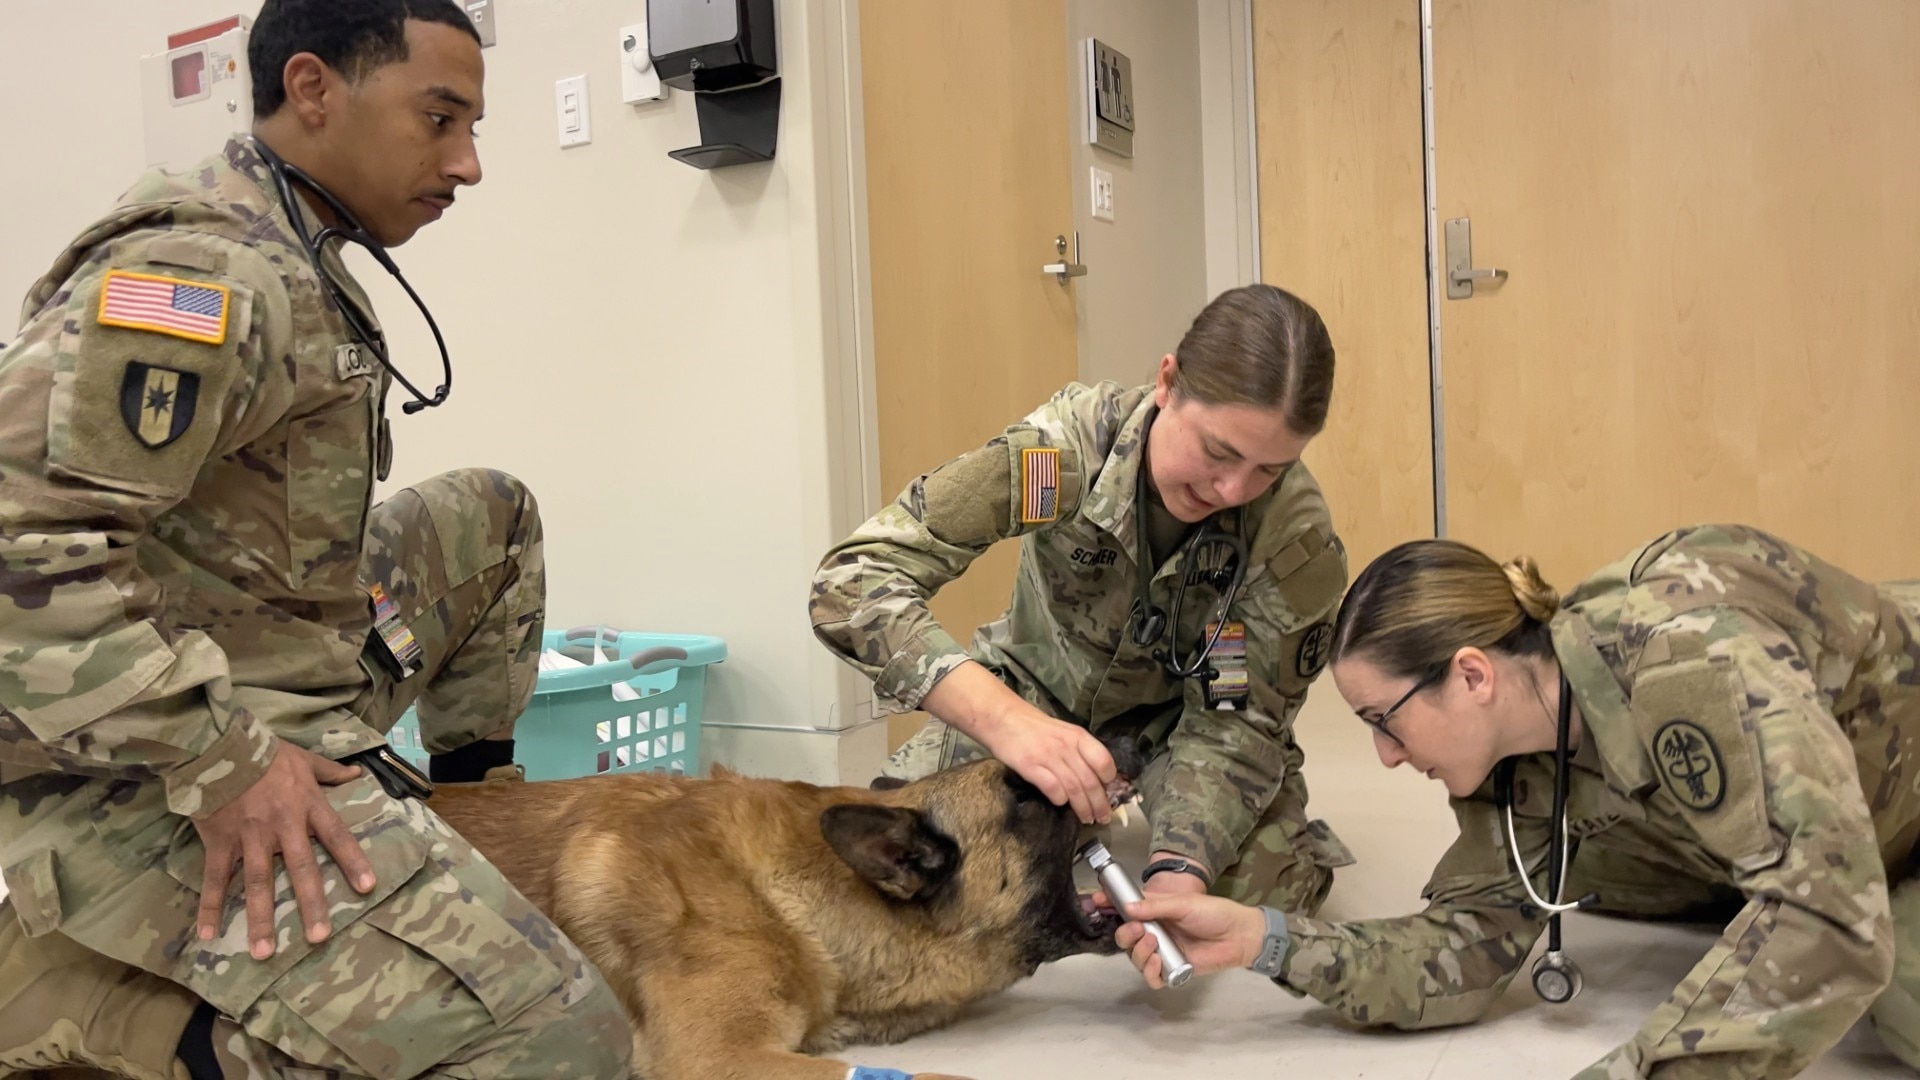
left=0, top=139, right=394, bottom=818
left=811, top=381, right=1348, bottom=873
left=1275, top=524, right=1920, bottom=1078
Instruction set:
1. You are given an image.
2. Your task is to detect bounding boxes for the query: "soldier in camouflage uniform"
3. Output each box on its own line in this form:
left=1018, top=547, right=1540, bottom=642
left=0, top=2, right=629, bottom=1076
left=1116, top=524, right=1920, bottom=1078
left=811, top=285, right=1355, bottom=914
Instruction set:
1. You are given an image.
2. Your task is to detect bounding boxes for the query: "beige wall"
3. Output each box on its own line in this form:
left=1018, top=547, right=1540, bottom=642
left=0, top=0, right=886, bottom=782
left=1067, top=0, right=1213, bottom=390
left=1198, top=0, right=1260, bottom=299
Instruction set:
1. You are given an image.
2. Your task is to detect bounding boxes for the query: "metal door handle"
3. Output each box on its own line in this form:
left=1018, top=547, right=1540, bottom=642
left=1444, top=217, right=1507, bottom=299
left=1043, top=232, right=1087, bottom=284
left=1449, top=266, right=1507, bottom=285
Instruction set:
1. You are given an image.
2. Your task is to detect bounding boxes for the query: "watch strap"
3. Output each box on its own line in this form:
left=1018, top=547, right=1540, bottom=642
left=1249, top=905, right=1291, bottom=979
left=1140, top=857, right=1213, bottom=889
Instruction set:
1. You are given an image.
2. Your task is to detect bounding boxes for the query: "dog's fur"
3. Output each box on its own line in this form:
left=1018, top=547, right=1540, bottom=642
left=428, top=749, right=1142, bottom=1080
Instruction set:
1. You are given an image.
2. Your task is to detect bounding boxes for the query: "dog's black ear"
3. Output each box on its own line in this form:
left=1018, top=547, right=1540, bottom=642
left=868, top=776, right=910, bottom=792
left=820, top=804, right=959, bottom=902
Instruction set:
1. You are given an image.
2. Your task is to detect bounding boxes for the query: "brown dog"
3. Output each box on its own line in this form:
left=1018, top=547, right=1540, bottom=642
left=428, top=747, right=1144, bottom=1080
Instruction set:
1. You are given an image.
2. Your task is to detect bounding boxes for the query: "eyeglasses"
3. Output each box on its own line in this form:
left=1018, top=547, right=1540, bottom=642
left=1359, top=662, right=1449, bottom=748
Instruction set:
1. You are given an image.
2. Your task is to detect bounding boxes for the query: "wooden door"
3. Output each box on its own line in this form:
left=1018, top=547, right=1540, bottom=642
left=1435, top=0, right=1920, bottom=583
left=861, top=1, right=1081, bottom=748
left=1254, top=0, right=1434, bottom=575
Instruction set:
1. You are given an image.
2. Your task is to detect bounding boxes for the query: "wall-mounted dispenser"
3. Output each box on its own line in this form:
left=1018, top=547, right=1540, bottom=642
left=647, top=0, right=779, bottom=169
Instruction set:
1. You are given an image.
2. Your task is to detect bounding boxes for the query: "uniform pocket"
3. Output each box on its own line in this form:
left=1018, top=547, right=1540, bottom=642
left=1631, top=656, right=1783, bottom=870
left=360, top=878, right=565, bottom=1027
left=161, top=785, right=426, bottom=1018
left=253, top=802, right=567, bottom=1078
left=285, top=393, right=375, bottom=589
left=0, top=848, right=64, bottom=937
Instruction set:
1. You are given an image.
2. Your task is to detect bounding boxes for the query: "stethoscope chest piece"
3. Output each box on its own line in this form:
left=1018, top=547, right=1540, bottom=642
left=1531, top=949, right=1584, bottom=1004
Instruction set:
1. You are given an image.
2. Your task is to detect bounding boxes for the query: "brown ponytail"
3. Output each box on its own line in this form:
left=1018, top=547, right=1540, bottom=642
left=1331, top=539, right=1559, bottom=680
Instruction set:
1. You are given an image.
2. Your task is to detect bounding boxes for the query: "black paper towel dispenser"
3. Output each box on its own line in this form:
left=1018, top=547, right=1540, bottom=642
left=647, top=0, right=779, bottom=168
left=647, top=0, right=777, bottom=93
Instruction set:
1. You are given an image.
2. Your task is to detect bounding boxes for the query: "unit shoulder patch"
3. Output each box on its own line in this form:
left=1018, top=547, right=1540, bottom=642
left=119, top=362, right=200, bottom=449
left=1296, top=622, right=1334, bottom=679
left=1652, top=719, right=1726, bottom=811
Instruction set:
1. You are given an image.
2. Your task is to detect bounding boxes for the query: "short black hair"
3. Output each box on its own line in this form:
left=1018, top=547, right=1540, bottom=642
left=249, top=0, right=481, bottom=117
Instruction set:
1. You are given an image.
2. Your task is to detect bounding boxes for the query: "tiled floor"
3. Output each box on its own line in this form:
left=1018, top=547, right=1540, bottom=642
left=841, top=690, right=1906, bottom=1080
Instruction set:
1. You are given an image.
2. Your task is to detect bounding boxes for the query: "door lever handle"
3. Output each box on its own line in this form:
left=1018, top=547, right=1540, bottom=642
left=1449, top=265, right=1507, bottom=285
left=1444, top=217, right=1507, bottom=299
left=1043, top=232, right=1087, bottom=285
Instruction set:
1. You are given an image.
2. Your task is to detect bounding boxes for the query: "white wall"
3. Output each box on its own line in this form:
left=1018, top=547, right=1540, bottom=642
left=0, top=0, right=885, bottom=782
left=1066, top=0, right=1214, bottom=390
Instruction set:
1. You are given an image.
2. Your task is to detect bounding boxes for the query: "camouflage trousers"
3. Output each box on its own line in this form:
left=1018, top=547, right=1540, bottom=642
left=0, top=469, right=632, bottom=1079
left=885, top=719, right=1354, bottom=915
left=1878, top=874, right=1920, bottom=1070
left=1566, top=823, right=1920, bottom=1071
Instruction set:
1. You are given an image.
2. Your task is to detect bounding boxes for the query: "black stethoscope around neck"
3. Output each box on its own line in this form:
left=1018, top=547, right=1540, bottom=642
left=1495, top=672, right=1599, bottom=1004
left=1125, top=410, right=1249, bottom=680
left=252, top=138, right=453, bottom=415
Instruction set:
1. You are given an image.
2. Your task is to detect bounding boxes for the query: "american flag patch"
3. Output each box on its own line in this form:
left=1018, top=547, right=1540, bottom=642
left=97, top=270, right=231, bottom=345
left=1020, top=446, right=1060, bottom=524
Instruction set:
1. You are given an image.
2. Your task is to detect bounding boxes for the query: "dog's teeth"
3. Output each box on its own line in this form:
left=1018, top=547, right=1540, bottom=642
left=1115, top=803, right=1130, bottom=828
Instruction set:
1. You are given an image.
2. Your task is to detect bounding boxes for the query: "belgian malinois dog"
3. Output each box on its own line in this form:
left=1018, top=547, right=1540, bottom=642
left=429, top=743, right=1144, bottom=1080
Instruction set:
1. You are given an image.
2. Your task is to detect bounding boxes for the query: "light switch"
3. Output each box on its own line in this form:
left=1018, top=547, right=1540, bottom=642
left=1091, top=167, right=1115, bottom=222
left=555, top=75, right=591, bottom=147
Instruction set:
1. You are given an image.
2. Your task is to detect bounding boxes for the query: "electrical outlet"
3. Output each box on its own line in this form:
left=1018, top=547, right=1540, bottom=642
left=1091, top=167, right=1115, bottom=222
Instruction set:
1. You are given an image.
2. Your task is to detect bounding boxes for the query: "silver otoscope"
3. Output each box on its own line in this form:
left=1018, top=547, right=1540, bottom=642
left=1079, top=840, right=1194, bottom=988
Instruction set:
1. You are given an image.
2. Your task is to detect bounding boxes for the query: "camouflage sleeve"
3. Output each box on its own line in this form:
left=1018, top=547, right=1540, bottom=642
left=0, top=231, right=294, bottom=818
left=1273, top=781, right=1550, bottom=1028
left=1149, top=524, right=1347, bottom=872
left=1573, top=612, right=1892, bottom=1079
left=809, top=394, right=1087, bottom=711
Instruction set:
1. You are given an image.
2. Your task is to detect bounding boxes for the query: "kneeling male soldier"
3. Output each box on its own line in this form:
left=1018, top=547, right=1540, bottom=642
left=0, top=1, right=628, bottom=1075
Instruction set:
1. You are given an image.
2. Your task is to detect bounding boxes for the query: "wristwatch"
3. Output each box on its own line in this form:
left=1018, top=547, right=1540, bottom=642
left=1248, top=906, right=1292, bottom=979
left=1140, top=856, right=1213, bottom=889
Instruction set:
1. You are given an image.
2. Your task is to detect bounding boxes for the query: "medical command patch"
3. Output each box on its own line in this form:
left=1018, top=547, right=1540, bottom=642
left=1020, top=446, right=1060, bottom=524
left=120, top=362, right=199, bottom=449
left=1297, top=622, right=1334, bottom=679
left=1654, top=719, right=1726, bottom=811
left=98, top=269, right=230, bottom=345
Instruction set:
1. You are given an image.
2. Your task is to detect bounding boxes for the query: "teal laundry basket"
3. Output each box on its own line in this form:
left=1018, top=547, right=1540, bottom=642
left=387, top=625, right=727, bottom=780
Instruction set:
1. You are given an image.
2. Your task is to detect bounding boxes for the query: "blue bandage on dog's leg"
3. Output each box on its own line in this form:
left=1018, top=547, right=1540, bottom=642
left=847, top=1069, right=913, bottom=1080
